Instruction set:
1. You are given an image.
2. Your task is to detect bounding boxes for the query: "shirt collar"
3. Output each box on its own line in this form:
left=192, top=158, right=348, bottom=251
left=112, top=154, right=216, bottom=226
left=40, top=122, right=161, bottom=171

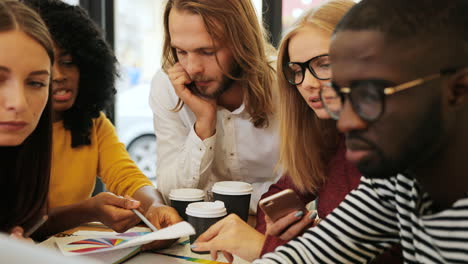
left=218, top=102, right=246, bottom=116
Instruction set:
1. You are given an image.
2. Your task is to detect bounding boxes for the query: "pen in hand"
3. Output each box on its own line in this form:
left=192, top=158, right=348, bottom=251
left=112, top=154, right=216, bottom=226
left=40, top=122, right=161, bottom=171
left=24, top=215, right=48, bottom=237
left=132, top=209, right=158, bottom=232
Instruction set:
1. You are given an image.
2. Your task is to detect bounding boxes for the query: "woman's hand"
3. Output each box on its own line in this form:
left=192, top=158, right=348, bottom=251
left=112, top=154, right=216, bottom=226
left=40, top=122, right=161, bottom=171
left=9, top=226, right=34, bottom=243
left=192, top=214, right=266, bottom=263
left=141, top=204, right=183, bottom=251
left=88, top=192, right=141, bottom=233
left=265, top=210, right=318, bottom=241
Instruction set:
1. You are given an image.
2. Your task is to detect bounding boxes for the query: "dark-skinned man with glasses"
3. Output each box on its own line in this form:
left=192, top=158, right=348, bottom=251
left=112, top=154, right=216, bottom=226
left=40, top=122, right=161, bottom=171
left=190, top=0, right=468, bottom=262
left=251, top=0, right=468, bottom=262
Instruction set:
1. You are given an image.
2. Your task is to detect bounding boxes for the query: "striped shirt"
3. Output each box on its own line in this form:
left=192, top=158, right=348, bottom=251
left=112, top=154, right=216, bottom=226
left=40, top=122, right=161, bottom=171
left=254, top=174, right=468, bottom=263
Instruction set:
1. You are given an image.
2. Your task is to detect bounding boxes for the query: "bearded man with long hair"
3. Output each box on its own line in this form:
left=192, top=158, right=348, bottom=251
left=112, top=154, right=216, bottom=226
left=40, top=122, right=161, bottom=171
left=150, top=0, right=280, bottom=211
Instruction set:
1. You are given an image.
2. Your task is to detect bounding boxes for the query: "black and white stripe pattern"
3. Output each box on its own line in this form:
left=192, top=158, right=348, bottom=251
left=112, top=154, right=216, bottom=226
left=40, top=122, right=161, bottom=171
left=254, top=174, right=468, bottom=263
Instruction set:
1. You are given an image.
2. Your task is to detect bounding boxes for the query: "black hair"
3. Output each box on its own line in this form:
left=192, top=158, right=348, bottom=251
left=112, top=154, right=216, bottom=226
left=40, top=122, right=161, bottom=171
left=335, top=0, right=468, bottom=56
left=23, top=0, right=117, bottom=147
left=0, top=0, right=53, bottom=232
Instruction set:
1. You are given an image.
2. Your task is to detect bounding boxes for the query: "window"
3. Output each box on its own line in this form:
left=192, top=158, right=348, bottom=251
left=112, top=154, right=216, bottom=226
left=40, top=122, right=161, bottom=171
left=114, top=0, right=163, bottom=181
left=282, top=0, right=361, bottom=32
left=62, top=0, right=79, bottom=5
left=283, top=0, right=329, bottom=31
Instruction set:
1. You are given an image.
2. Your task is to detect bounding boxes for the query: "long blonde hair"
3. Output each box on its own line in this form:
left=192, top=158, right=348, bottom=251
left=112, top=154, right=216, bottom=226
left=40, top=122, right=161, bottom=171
left=161, top=0, right=276, bottom=128
left=277, top=0, right=355, bottom=194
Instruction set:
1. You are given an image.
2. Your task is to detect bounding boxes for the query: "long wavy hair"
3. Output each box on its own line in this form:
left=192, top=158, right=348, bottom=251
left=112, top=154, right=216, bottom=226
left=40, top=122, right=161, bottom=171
left=277, top=0, right=355, bottom=194
left=24, top=0, right=117, bottom=147
left=0, top=0, right=53, bottom=232
left=162, top=0, right=276, bottom=128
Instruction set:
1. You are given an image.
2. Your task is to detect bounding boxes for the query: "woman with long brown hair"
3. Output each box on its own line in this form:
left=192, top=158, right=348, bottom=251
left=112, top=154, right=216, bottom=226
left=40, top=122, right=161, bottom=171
left=0, top=0, right=53, bottom=238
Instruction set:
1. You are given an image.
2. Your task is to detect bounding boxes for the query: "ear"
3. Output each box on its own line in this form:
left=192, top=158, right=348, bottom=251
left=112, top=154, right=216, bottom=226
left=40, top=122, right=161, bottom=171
left=448, top=68, right=468, bottom=106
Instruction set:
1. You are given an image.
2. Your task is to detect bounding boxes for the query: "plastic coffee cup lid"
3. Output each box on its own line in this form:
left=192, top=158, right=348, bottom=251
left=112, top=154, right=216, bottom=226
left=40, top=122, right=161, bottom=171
left=186, top=201, right=227, bottom=218
left=212, top=181, right=253, bottom=195
left=169, top=188, right=205, bottom=201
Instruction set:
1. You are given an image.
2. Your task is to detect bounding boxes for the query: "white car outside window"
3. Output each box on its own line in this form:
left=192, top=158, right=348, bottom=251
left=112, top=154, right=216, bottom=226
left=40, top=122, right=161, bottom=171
left=115, top=84, right=156, bottom=181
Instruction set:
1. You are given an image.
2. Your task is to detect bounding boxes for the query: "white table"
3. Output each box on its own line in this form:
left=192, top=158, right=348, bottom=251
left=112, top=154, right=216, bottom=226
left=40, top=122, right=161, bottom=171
left=128, top=238, right=249, bottom=264
left=40, top=234, right=249, bottom=264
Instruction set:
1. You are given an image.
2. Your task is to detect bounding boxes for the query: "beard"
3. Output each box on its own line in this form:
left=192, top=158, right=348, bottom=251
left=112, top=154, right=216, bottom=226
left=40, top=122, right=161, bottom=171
left=345, top=132, right=397, bottom=179
left=354, top=97, right=445, bottom=179
left=191, top=63, right=241, bottom=100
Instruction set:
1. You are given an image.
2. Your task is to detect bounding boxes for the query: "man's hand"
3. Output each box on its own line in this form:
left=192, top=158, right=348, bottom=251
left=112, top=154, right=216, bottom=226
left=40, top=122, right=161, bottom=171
left=265, top=210, right=318, bottom=241
left=192, top=214, right=266, bottom=263
left=141, top=205, right=183, bottom=250
left=167, top=63, right=217, bottom=140
left=88, top=192, right=141, bottom=233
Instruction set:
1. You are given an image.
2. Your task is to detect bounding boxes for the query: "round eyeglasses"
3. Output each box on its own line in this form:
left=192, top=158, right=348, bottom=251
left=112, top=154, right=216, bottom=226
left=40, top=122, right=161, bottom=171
left=283, top=54, right=331, bottom=85
left=320, top=68, right=460, bottom=122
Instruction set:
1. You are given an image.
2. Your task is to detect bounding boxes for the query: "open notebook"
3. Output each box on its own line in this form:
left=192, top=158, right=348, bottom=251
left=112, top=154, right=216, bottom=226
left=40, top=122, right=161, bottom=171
left=53, top=221, right=195, bottom=263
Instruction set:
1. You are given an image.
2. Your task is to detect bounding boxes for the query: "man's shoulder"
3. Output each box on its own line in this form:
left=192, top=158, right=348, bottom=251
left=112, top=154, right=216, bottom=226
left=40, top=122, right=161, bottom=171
left=151, top=69, right=173, bottom=93
left=360, top=174, right=420, bottom=197
left=149, top=69, right=180, bottom=109
left=152, top=68, right=169, bottom=81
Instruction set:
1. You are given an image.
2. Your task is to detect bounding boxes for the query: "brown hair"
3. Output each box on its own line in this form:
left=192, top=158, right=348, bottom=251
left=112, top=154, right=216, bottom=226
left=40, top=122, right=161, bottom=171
left=162, top=0, right=276, bottom=128
left=277, top=0, right=355, bottom=194
left=0, top=0, right=53, bottom=232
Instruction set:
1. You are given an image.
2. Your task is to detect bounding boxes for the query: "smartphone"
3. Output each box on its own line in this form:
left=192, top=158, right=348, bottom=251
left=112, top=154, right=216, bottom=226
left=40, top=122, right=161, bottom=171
left=259, top=189, right=306, bottom=222
left=186, top=81, right=197, bottom=94
left=186, top=81, right=211, bottom=99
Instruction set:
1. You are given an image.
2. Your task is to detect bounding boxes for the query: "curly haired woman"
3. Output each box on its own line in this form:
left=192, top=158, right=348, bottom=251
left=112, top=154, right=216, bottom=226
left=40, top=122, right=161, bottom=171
left=23, top=0, right=181, bottom=248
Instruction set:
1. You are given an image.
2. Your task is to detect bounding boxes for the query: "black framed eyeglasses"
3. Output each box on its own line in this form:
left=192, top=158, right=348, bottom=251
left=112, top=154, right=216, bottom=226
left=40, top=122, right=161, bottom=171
left=320, top=68, right=461, bottom=122
left=283, top=54, right=331, bottom=85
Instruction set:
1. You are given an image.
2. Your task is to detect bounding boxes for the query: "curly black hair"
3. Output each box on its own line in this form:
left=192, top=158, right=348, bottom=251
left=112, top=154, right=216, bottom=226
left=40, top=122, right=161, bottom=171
left=23, top=0, right=117, bottom=147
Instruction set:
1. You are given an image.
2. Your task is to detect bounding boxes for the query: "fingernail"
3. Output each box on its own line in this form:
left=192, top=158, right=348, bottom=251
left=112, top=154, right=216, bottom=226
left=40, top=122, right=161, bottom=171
left=10, top=232, right=22, bottom=239
left=309, top=211, right=318, bottom=220
left=295, top=211, right=304, bottom=218
left=127, top=199, right=138, bottom=207
left=190, top=244, right=197, bottom=249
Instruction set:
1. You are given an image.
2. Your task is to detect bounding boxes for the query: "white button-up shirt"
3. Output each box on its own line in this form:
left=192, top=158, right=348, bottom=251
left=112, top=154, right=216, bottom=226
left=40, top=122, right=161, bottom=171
left=149, top=70, right=281, bottom=212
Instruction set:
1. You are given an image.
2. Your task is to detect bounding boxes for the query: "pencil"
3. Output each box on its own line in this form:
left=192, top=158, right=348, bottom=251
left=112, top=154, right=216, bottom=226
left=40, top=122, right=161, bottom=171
left=132, top=209, right=158, bottom=232
left=24, top=215, right=48, bottom=237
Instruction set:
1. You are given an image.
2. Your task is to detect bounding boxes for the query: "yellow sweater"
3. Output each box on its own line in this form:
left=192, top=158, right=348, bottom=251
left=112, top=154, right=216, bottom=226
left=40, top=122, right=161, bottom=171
left=49, top=112, right=153, bottom=208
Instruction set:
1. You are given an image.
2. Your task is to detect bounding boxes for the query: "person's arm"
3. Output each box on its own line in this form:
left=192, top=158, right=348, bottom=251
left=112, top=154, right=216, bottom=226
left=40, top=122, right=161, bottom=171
left=194, top=177, right=400, bottom=263
left=256, top=175, right=314, bottom=233
left=95, top=113, right=183, bottom=248
left=149, top=70, right=217, bottom=199
left=167, top=63, right=218, bottom=140
left=37, top=113, right=182, bottom=240
left=94, top=113, right=156, bottom=197
left=253, top=177, right=400, bottom=263
left=256, top=176, right=291, bottom=233
left=131, top=185, right=183, bottom=250
left=9, top=226, right=33, bottom=243
left=193, top=214, right=266, bottom=263
left=255, top=175, right=316, bottom=255
left=36, top=192, right=142, bottom=237
left=254, top=176, right=290, bottom=256
left=255, top=176, right=299, bottom=254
